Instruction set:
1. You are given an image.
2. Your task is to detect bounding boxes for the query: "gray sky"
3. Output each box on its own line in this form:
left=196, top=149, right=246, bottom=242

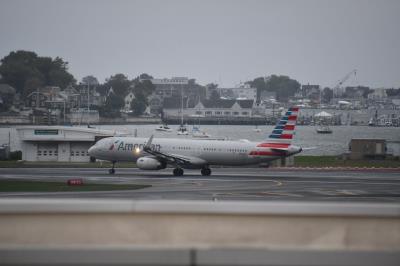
left=1, top=0, right=399, bottom=88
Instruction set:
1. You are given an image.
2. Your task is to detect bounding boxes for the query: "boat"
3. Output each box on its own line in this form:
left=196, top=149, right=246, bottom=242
left=155, top=124, right=172, bottom=132
left=316, top=125, right=332, bottom=134
left=176, top=86, right=188, bottom=135
left=177, top=124, right=189, bottom=135
left=192, top=126, right=210, bottom=138
left=253, top=125, right=261, bottom=133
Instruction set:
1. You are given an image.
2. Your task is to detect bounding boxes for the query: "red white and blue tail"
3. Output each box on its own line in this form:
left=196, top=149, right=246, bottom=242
left=267, top=106, right=299, bottom=143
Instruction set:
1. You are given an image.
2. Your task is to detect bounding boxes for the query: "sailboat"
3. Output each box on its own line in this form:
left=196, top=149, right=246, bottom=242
left=177, top=85, right=189, bottom=135
left=253, top=124, right=261, bottom=133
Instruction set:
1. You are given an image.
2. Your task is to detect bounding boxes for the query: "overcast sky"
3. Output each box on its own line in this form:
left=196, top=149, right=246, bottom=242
left=1, top=0, right=399, bottom=88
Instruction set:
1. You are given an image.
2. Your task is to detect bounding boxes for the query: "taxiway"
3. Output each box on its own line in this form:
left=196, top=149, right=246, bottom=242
left=0, top=167, right=399, bottom=202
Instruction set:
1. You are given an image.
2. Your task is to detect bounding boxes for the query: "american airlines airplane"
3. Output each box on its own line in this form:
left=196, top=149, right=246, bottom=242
left=88, top=107, right=302, bottom=176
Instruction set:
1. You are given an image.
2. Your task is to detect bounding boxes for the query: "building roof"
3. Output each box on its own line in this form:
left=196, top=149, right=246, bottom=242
left=202, top=99, right=254, bottom=109
left=163, top=97, right=254, bottom=109
left=0, top=84, right=16, bottom=94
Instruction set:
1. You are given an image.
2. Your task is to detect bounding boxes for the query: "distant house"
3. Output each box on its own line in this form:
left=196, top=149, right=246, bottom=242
left=123, top=91, right=136, bottom=112
left=368, top=88, right=388, bottom=101
left=148, top=77, right=189, bottom=99
left=0, top=84, right=16, bottom=111
left=148, top=93, right=163, bottom=115
left=219, top=84, right=257, bottom=101
left=63, top=85, right=80, bottom=109
left=76, top=84, right=103, bottom=108
left=25, top=86, right=61, bottom=109
left=301, top=84, right=320, bottom=103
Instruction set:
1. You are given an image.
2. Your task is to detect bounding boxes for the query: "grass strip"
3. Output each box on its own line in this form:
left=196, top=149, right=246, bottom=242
left=294, top=156, right=400, bottom=168
left=0, top=161, right=136, bottom=168
left=0, top=179, right=150, bottom=192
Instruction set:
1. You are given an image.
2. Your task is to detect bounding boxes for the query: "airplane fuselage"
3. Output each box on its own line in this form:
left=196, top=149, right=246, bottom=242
left=89, top=136, right=301, bottom=167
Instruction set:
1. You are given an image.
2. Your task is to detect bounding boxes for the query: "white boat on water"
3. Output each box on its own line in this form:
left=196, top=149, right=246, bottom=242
left=253, top=125, right=261, bottom=133
left=192, top=126, right=210, bottom=138
left=316, top=125, right=332, bottom=134
left=177, top=124, right=189, bottom=135
left=155, top=124, right=172, bottom=132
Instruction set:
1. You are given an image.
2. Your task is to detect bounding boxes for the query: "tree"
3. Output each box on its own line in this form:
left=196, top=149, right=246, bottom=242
left=23, top=77, right=43, bottom=98
left=130, top=98, right=147, bottom=116
left=386, top=88, right=400, bottom=97
left=248, top=77, right=267, bottom=102
left=249, top=75, right=300, bottom=102
left=81, top=75, right=99, bottom=86
left=321, top=87, right=333, bottom=103
left=206, top=83, right=219, bottom=100
left=210, top=89, right=220, bottom=100
left=104, top=74, right=131, bottom=96
left=133, top=79, right=155, bottom=98
left=0, top=50, right=75, bottom=95
left=99, top=93, right=124, bottom=118
left=138, top=73, right=153, bottom=80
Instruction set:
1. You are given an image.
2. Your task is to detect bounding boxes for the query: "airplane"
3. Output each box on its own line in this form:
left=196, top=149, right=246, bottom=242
left=88, top=107, right=302, bottom=176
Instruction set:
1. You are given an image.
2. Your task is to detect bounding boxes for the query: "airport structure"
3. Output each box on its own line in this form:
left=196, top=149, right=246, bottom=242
left=17, top=126, right=117, bottom=162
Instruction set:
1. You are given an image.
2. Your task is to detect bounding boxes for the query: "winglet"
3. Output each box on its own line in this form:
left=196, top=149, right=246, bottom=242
left=144, top=135, right=154, bottom=150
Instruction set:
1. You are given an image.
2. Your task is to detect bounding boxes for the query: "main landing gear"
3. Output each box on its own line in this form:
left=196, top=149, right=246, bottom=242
left=173, top=168, right=184, bottom=176
left=172, top=167, right=212, bottom=176
left=201, top=167, right=211, bottom=176
left=109, top=161, right=116, bottom=174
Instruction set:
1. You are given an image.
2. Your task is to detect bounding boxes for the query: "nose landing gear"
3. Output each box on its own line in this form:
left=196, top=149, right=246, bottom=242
left=109, top=161, right=116, bottom=174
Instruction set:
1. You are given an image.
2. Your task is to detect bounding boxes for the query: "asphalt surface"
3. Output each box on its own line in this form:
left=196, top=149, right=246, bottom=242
left=0, top=167, right=399, bottom=202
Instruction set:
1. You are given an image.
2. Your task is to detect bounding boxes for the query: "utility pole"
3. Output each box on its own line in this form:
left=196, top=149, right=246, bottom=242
left=87, top=83, right=90, bottom=111
left=35, top=87, right=40, bottom=109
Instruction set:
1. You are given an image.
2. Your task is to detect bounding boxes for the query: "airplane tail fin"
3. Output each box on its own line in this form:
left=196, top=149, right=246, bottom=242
left=263, top=106, right=299, bottom=145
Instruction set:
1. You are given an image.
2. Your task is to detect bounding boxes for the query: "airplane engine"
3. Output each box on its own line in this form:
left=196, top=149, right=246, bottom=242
left=136, top=157, right=166, bottom=170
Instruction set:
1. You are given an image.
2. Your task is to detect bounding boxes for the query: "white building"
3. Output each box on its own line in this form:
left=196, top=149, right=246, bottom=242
left=368, top=88, right=388, bottom=100
left=163, top=99, right=256, bottom=119
left=220, top=84, right=257, bottom=101
left=149, top=77, right=189, bottom=99
left=17, top=126, right=116, bottom=162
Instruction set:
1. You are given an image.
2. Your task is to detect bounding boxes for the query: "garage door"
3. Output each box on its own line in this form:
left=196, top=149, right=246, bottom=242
left=70, top=143, right=92, bottom=162
left=37, top=143, right=58, bottom=161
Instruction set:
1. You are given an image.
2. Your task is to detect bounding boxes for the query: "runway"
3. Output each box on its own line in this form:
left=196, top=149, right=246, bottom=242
left=0, top=167, right=400, bottom=202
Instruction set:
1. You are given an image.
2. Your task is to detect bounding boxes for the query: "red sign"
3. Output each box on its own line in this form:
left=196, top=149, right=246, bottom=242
left=67, top=179, right=83, bottom=186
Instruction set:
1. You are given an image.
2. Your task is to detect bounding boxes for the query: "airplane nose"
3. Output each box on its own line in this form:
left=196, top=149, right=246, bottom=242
left=88, top=146, right=96, bottom=156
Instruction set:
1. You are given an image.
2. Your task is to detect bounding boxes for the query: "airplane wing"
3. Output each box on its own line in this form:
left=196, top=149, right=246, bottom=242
left=143, top=135, right=207, bottom=167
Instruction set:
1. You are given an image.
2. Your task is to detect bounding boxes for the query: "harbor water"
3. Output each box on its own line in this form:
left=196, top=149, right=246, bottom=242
left=1, top=125, right=399, bottom=156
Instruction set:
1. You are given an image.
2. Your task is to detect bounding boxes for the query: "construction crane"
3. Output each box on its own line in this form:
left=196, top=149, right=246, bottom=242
left=332, top=69, right=357, bottom=97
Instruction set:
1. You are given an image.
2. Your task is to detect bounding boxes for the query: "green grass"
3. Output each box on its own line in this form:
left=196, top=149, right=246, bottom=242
left=294, top=156, right=400, bottom=168
left=0, top=161, right=137, bottom=168
left=0, top=179, right=150, bottom=192
left=1, top=156, right=399, bottom=169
